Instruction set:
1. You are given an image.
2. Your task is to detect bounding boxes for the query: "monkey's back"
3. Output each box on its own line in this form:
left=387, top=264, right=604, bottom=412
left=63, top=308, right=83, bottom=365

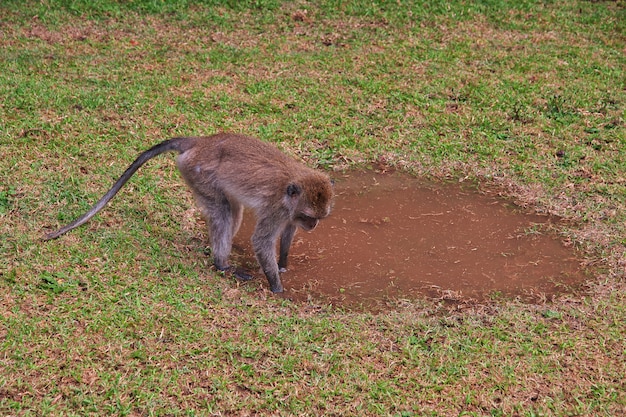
left=176, top=133, right=325, bottom=209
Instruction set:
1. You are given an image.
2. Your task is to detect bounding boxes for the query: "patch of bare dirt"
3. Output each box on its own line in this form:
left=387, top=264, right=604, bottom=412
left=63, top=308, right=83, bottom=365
left=232, top=170, right=590, bottom=308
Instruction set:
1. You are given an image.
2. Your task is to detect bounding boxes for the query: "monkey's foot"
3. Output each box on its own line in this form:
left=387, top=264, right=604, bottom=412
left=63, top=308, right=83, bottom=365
left=232, top=267, right=253, bottom=282
left=215, top=265, right=254, bottom=281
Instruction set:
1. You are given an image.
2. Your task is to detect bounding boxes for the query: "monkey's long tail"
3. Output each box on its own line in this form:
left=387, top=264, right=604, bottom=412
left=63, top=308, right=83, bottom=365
left=43, top=137, right=191, bottom=241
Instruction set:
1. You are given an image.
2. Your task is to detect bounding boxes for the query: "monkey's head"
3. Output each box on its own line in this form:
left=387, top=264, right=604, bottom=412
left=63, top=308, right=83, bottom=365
left=286, top=173, right=333, bottom=231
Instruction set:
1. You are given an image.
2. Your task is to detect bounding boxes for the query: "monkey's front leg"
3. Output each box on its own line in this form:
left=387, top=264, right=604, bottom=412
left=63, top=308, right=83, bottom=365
left=251, top=222, right=284, bottom=293
left=278, top=223, right=297, bottom=273
left=255, top=250, right=284, bottom=293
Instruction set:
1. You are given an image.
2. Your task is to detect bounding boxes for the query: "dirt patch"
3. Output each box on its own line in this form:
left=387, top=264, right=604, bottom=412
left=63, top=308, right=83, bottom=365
left=233, top=170, right=588, bottom=307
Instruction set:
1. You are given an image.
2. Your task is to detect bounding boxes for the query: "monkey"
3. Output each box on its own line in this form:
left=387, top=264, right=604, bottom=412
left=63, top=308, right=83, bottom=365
left=43, top=133, right=334, bottom=293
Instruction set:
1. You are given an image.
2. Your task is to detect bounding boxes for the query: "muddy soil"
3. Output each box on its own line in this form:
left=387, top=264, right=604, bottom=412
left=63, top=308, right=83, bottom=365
left=232, top=170, right=588, bottom=307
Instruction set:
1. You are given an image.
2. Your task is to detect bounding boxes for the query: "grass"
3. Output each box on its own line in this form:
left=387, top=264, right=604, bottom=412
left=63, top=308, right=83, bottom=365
left=1, top=0, right=625, bottom=415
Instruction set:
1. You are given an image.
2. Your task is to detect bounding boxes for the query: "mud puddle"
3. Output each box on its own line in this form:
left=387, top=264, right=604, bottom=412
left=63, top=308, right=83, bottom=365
left=232, top=170, right=588, bottom=307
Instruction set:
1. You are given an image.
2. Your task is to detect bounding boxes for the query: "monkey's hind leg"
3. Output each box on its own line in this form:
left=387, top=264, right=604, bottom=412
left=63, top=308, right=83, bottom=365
left=226, top=201, right=253, bottom=282
left=194, top=193, right=252, bottom=282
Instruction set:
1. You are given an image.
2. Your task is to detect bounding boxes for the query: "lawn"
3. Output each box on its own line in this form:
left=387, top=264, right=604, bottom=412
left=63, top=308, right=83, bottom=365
left=1, top=0, right=625, bottom=415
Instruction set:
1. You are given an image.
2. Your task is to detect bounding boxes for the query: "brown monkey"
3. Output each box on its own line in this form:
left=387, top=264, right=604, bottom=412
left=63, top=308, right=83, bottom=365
left=43, top=133, right=333, bottom=293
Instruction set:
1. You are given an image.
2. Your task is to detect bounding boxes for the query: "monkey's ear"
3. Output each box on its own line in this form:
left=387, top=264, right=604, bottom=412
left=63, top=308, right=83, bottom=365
left=286, top=183, right=302, bottom=198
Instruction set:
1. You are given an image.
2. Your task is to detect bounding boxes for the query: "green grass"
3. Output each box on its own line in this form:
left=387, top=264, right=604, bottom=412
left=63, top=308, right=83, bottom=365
left=2, top=0, right=626, bottom=415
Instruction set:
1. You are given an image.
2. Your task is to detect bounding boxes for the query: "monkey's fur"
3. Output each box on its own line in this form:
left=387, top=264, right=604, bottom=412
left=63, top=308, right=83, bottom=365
left=44, top=133, right=333, bottom=293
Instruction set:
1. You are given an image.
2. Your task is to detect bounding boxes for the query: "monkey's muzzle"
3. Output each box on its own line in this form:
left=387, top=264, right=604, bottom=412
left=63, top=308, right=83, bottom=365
left=297, top=214, right=319, bottom=231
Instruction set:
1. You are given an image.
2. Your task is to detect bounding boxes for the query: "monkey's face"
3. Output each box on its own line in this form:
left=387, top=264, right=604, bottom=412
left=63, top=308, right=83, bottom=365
left=288, top=175, right=333, bottom=231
